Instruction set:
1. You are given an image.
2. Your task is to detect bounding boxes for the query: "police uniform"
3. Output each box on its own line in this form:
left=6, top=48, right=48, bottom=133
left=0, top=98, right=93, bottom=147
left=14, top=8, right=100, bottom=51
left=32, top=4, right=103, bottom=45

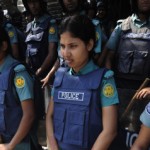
left=0, top=55, right=33, bottom=100
left=92, top=19, right=107, bottom=53
left=106, top=14, right=150, bottom=149
left=0, top=55, right=39, bottom=150
left=140, top=102, right=150, bottom=128
left=51, top=60, right=119, bottom=106
left=106, top=14, right=150, bottom=53
left=25, top=14, right=58, bottom=78
left=68, top=60, right=119, bottom=106
left=4, top=23, right=18, bottom=45
left=31, top=14, right=58, bottom=43
left=51, top=60, right=119, bottom=150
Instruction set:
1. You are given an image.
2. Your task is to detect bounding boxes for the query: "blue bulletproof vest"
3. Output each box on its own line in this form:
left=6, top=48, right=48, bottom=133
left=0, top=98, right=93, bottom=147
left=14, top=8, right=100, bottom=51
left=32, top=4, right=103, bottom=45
left=115, top=17, right=150, bottom=80
left=0, top=62, right=22, bottom=142
left=25, top=17, right=51, bottom=75
left=53, top=67, right=106, bottom=150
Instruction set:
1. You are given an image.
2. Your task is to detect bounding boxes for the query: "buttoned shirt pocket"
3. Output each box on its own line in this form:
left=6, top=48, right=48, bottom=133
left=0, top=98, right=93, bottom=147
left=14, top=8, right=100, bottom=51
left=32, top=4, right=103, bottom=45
left=130, top=50, right=148, bottom=74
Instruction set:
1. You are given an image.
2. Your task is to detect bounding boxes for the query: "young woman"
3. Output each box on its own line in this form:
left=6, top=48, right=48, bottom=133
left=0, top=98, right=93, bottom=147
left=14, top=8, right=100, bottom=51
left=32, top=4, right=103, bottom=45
left=46, top=15, right=119, bottom=150
left=0, top=27, right=41, bottom=150
left=41, top=0, right=105, bottom=87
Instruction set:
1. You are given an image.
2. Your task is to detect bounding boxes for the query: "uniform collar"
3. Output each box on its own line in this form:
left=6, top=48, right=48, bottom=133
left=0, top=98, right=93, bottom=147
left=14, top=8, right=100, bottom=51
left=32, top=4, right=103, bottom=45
left=69, top=60, right=99, bottom=75
left=131, top=14, right=150, bottom=28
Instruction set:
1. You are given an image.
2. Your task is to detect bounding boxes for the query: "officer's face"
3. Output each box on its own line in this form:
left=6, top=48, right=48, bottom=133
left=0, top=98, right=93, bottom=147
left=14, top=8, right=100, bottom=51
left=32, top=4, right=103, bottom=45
left=138, top=0, right=150, bottom=14
left=60, top=31, right=93, bottom=73
left=27, top=0, right=42, bottom=16
left=97, top=7, right=106, bottom=19
left=63, top=0, right=79, bottom=13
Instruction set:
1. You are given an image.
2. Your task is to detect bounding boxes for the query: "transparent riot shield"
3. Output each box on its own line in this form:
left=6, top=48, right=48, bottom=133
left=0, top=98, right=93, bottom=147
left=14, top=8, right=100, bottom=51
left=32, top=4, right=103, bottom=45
left=120, top=78, right=150, bottom=132
left=110, top=78, right=150, bottom=150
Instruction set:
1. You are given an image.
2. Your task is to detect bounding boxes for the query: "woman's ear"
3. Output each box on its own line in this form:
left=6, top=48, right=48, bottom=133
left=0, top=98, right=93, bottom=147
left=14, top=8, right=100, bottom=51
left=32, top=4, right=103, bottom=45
left=1, top=41, right=8, bottom=52
left=87, top=39, right=94, bottom=52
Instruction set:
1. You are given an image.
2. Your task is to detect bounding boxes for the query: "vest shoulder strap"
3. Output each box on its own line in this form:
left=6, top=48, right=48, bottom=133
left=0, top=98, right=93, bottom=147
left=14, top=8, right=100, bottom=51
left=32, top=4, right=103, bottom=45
left=121, top=16, right=131, bottom=31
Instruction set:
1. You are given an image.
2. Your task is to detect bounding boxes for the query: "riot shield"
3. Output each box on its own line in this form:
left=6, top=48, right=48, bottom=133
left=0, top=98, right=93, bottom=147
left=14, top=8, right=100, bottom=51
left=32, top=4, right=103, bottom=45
left=109, top=87, right=136, bottom=150
left=120, top=78, right=150, bottom=132
left=110, top=78, right=150, bottom=150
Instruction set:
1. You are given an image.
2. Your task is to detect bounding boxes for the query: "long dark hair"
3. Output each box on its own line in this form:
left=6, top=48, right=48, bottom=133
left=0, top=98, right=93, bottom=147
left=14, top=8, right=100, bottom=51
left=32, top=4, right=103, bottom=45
left=59, top=15, right=96, bottom=57
left=0, top=27, right=11, bottom=55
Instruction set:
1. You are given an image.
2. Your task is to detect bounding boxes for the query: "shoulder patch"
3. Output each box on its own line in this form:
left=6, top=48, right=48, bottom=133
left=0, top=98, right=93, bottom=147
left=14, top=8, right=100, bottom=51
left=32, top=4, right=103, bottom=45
left=8, top=31, right=14, bottom=38
left=49, top=26, right=55, bottom=34
left=103, top=83, right=114, bottom=98
left=15, top=76, right=25, bottom=88
left=104, top=70, right=114, bottom=79
left=14, top=64, right=26, bottom=72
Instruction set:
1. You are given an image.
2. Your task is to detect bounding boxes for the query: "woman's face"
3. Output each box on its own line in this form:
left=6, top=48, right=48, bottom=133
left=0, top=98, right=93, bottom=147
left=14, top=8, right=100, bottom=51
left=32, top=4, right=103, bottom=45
left=60, top=31, right=92, bottom=73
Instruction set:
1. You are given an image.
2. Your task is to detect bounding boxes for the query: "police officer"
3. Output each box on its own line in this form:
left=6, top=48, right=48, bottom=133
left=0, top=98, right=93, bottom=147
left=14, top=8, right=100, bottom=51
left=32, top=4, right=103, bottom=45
left=96, top=0, right=115, bottom=39
left=0, top=27, right=41, bottom=150
left=23, top=0, right=59, bottom=114
left=46, top=15, right=119, bottom=150
left=130, top=87, right=150, bottom=150
left=41, top=0, right=88, bottom=88
left=59, top=0, right=106, bottom=61
left=41, top=0, right=105, bottom=87
left=0, top=6, right=20, bottom=60
left=23, top=0, right=58, bottom=79
left=102, top=0, right=150, bottom=149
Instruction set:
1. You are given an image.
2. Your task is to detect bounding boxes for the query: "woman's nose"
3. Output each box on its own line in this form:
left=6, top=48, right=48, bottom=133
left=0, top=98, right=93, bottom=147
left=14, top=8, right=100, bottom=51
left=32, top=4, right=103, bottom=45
left=62, top=47, right=71, bottom=57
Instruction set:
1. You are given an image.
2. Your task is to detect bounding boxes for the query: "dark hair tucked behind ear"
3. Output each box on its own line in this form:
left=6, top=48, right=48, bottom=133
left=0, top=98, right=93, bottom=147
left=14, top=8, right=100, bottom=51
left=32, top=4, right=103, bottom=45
left=0, top=27, right=11, bottom=54
left=60, top=15, right=96, bottom=50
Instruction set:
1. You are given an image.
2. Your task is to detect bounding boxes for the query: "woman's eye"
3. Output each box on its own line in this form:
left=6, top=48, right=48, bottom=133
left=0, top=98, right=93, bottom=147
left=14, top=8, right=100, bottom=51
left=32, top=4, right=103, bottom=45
left=60, top=45, right=65, bottom=49
left=70, top=45, right=77, bottom=49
